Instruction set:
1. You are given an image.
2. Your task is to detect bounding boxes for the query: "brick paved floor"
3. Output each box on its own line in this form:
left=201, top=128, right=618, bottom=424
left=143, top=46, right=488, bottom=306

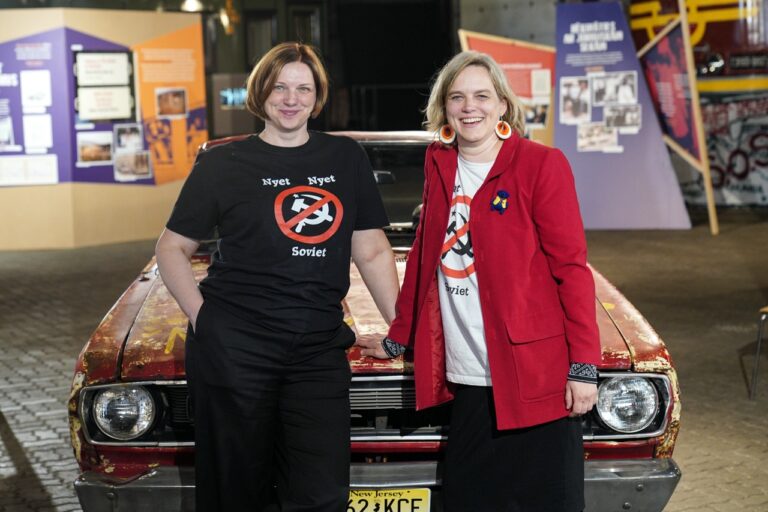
left=0, top=208, right=767, bottom=511
left=586, top=208, right=768, bottom=512
left=0, top=241, right=157, bottom=512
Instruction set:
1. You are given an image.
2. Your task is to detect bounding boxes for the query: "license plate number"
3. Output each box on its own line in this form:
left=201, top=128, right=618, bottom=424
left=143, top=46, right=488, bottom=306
left=348, top=488, right=431, bottom=512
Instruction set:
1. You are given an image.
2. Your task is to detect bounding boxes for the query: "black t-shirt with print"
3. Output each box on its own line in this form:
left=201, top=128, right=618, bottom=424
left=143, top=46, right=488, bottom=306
left=166, top=131, right=388, bottom=333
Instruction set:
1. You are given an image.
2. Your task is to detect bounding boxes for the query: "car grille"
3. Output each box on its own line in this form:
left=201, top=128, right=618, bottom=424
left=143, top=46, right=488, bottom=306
left=162, top=378, right=420, bottom=423
left=80, top=373, right=670, bottom=446
left=164, top=385, right=193, bottom=426
left=350, top=378, right=416, bottom=409
left=158, top=376, right=664, bottom=441
left=156, top=378, right=447, bottom=443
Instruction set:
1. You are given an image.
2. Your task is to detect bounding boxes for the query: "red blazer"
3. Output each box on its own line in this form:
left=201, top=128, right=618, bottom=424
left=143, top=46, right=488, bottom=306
left=388, top=133, right=601, bottom=430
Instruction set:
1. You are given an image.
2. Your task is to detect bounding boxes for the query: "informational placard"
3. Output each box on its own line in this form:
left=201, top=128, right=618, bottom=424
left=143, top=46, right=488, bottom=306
left=65, top=24, right=206, bottom=186
left=0, top=8, right=210, bottom=250
left=0, top=13, right=206, bottom=189
left=19, top=69, right=52, bottom=111
left=74, top=51, right=134, bottom=122
left=0, top=28, right=63, bottom=185
left=0, top=154, right=58, bottom=186
left=75, top=52, right=131, bottom=86
left=134, top=23, right=209, bottom=185
left=459, top=29, right=555, bottom=143
left=554, top=1, right=691, bottom=229
left=77, top=86, right=133, bottom=121
left=22, top=114, right=53, bottom=151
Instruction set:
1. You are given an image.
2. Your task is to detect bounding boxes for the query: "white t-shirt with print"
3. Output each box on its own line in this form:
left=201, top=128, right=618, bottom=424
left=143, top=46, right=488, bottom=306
left=438, top=155, right=493, bottom=386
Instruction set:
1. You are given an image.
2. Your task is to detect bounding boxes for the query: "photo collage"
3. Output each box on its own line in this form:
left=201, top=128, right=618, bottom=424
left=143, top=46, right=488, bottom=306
left=559, top=70, right=642, bottom=153
left=73, top=51, right=152, bottom=182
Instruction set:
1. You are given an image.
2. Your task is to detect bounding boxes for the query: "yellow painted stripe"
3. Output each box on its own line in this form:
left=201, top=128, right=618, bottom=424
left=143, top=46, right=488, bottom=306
left=698, top=77, right=768, bottom=92
left=693, top=0, right=749, bottom=7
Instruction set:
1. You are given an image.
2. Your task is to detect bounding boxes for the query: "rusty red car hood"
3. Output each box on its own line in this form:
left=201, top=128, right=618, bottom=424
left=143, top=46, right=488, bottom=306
left=117, top=257, right=670, bottom=381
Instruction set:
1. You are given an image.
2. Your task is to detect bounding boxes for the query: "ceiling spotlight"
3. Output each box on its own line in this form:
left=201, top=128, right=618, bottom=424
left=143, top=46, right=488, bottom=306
left=180, top=0, right=204, bottom=12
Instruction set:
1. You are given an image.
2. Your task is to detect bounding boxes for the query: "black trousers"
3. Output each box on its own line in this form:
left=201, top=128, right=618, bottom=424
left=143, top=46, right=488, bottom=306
left=186, top=300, right=354, bottom=512
left=443, top=385, right=585, bottom=512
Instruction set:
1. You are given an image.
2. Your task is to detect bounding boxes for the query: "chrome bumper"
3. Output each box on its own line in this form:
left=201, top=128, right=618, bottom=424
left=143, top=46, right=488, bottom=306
left=584, top=459, right=681, bottom=512
left=75, top=458, right=680, bottom=511
left=74, top=467, right=195, bottom=512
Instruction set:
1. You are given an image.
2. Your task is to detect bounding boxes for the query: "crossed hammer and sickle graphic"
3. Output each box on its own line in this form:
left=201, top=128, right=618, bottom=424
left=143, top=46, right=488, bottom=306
left=290, top=193, right=334, bottom=233
left=442, top=211, right=473, bottom=259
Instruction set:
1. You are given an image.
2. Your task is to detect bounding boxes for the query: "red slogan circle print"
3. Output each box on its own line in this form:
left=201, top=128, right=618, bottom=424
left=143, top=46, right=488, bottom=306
left=441, top=195, right=475, bottom=279
left=274, top=186, right=344, bottom=244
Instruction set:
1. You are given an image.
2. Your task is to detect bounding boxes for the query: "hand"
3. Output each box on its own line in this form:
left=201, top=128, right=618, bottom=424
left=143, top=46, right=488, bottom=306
left=565, top=380, right=597, bottom=417
left=354, top=337, right=390, bottom=359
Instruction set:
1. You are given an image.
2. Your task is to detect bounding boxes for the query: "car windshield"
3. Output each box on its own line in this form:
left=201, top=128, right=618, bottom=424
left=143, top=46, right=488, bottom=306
left=362, top=142, right=426, bottom=230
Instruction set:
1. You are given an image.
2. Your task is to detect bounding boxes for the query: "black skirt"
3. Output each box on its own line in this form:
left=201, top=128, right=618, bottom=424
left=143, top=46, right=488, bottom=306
left=443, top=385, right=585, bottom=512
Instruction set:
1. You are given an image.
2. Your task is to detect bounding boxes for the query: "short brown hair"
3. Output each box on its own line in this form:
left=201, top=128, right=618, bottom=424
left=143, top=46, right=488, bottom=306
left=245, top=42, right=329, bottom=120
left=424, top=51, right=525, bottom=136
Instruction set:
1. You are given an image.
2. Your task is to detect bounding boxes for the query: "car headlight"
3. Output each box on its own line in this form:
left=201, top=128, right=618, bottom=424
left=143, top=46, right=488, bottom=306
left=92, top=386, right=155, bottom=440
left=596, top=377, right=659, bottom=433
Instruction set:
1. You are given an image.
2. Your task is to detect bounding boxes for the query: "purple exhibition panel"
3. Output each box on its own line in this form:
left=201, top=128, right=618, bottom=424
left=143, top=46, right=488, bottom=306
left=554, top=2, right=690, bottom=229
left=65, top=29, right=154, bottom=185
left=0, top=28, right=73, bottom=185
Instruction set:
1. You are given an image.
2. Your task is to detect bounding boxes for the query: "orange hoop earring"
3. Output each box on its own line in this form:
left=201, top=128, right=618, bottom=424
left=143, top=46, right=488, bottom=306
left=495, top=117, right=512, bottom=140
left=439, top=124, right=456, bottom=145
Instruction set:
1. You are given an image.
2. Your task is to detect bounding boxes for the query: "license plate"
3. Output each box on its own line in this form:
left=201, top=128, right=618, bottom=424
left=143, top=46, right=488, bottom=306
left=348, top=488, right=431, bottom=512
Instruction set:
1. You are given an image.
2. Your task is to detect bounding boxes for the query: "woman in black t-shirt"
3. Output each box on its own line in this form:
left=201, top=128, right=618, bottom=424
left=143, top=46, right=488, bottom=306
left=155, top=42, right=400, bottom=512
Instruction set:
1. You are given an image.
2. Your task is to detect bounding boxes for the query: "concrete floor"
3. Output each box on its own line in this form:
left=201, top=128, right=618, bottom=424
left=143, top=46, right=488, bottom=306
left=0, top=207, right=767, bottom=511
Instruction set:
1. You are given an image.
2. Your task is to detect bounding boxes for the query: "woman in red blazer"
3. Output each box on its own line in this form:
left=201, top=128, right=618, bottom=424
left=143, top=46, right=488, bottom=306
left=358, top=51, right=601, bottom=511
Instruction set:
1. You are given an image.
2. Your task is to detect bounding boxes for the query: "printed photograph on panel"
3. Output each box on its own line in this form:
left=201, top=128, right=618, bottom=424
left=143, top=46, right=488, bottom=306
left=559, top=77, right=591, bottom=124
left=523, top=99, right=549, bottom=130
left=114, top=123, right=144, bottom=152
left=615, top=71, right=638, bottom=104
left=605, top=104, right=642, bottom=133
left=114, top=150, right=152, bottom=181
left=0, top=116, right=14, bottom=148
left=76, top=131, right=113, bottom=164
left=591, top=71, right=638, bottom=106
left=156, top=88, right=188, bottom=118
left=577, top=122, right=619, bottom=152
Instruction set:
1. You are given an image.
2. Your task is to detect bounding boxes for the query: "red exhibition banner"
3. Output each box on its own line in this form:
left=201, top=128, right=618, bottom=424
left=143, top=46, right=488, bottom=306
left=639, top=23, right=702, bottom=166
left=459, top=29, right=555, bottom=99
left=459, top=30, right=555, bottom=140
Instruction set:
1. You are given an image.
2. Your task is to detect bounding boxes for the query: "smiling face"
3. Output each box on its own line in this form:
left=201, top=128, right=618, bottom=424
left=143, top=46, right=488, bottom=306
left=445, top=65, right=507, bottom=149
left=263, top=61, right=317, bottom=136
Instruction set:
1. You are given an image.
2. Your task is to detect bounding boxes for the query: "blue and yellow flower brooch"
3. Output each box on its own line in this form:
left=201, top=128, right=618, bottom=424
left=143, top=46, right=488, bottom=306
left=491, top=190, right=509, bottom=214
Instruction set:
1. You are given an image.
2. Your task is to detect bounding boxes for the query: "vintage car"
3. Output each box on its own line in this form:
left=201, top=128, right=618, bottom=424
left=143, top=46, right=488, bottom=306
left=68, top=131, right=681, bottom=512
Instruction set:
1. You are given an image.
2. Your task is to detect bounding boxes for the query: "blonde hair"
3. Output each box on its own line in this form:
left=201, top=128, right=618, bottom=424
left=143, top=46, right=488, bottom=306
left=424, top=51, right=525, bottom=135
left=245, top=42, right=329, bottom=120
